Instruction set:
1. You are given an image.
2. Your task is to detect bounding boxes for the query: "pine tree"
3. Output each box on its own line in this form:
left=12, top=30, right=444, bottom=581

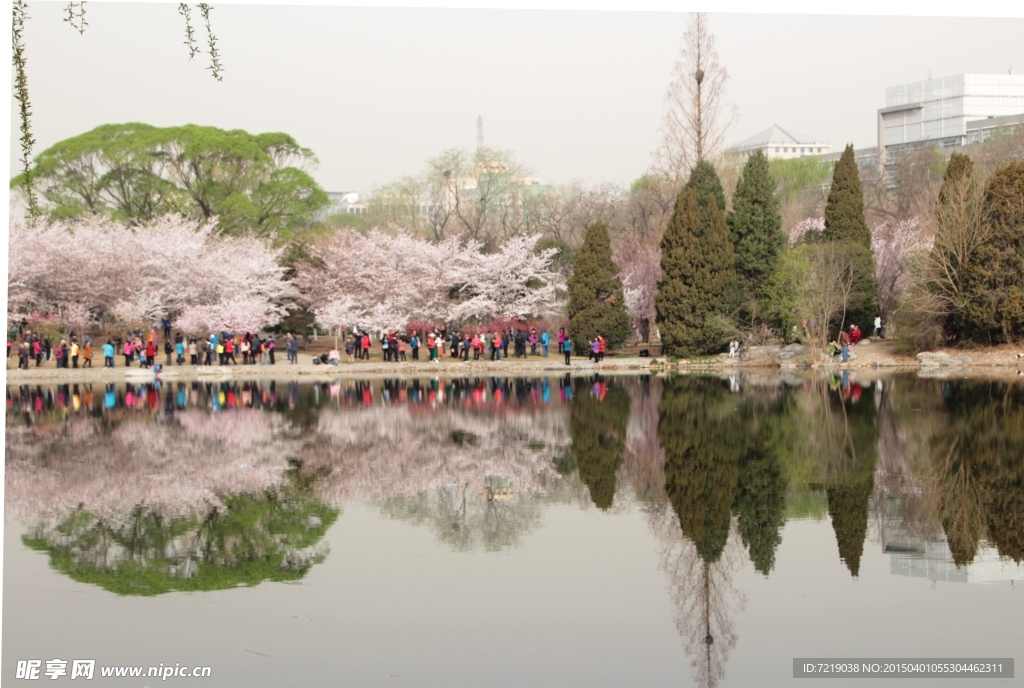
left=567, top=221, right=631, bottom=353
left=823, top=143, right=877, bottom=333
left=655, top=183, right=736, bottom=357
left=938, top=151, right=975, bottom=206
left=824, top=144, right=871, bottom=248
left=728, top=150, right=784, bottom=314
left=970, top=161, right=1024, bottom=341
left=683, top=159, right=727, bottom=224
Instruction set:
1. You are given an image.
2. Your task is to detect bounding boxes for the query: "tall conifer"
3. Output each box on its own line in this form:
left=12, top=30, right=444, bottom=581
left=567, top=221, right=630, bottom=352
left=822, top=143, right=877, bottom=331
left=729, top=150, right=784, bottom=312
left=824, top=144, right=871, bottom=248
left=656, top=165, right=736, bottom=356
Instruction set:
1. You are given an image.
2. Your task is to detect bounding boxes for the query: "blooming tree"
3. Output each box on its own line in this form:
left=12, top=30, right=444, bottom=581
left=871, top=217, right=932, bottom=323
left=294, top=229, right=564, bottom=331
left=449, top=235, right=564, bottom=322
left=789, top=217, right=826, bottom=245
left=613, top=233, right=661, bottom=341
left=7, top=215, right=291, bottom=333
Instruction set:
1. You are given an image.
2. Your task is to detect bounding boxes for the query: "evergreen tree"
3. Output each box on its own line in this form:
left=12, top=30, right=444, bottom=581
left=824, top=144, right=871, bottom=248
left=968, top=162, right=1024, bottom=341
left=938, top=151, right=975, bottom=206
left=822, top=144, right=877, bottom=333
left=728, top=150, right=785, bottom=314
left=567, top=221, right=631, bottom=353
left=683, top=159, right=727, bottom=224
left=656, top=184, right=737, bottom=357
left=570, top=378, right=630, bottom=510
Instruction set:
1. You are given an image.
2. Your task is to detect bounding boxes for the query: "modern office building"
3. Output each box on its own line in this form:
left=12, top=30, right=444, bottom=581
left=878, top=73, right=1024, bottom=163
left=731, top=125, right=830, bottom=160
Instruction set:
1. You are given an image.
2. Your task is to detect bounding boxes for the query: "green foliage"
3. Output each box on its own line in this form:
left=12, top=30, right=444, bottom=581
left=932, top=382, right=1024, bottom=564
left=658, top=377, right=741, bottom=563
left=822, top=381, right=878, bottom=577
left=733, top=443, right=788, bottom=575
left=17, top=123, right=328, bottom=236
left=822, top=144, right=877, bottom=331
left=567, top=222, right=630, bottom=352
left=570, top=378, right=630, bottom=510
left=770, top=156, right=833, bottom=205
left=729, top=150, right=785, bottom=318
left=824, top=144, right=871, bottom=249
left=939, top=151, right=975, bottom=206
left=763, top=241, right=876, bottom=344
left=23, top=484, right=339, bottom=596
left=12, top=0, right=37, bottom=217
left=826, top=481, right=872, bottom=577
left=656, top=172, right=737, bottom=356
left=960, top=162, right=1024, bottom=342
left=684, top=159, right=727, bottom=222
left=535, top=236, right=576, bottom=279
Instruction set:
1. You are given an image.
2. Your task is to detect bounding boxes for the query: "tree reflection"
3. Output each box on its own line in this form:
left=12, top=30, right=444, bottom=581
left=376, top=481, right=547, bottom=552
left=22, top=469, right=339, bottom=596
left=648, top=502, right=745, bottom=688
left=930, top=382, right=1024, bottom=564
left=807, top=375, right=878, bottom=577
left=733, top=438, right=787, bottom=576
left=570, top=376, right=630, bottom=510
left=655, top=376, right=748, bottom=688
left=659, top=377, right=741, bottom=563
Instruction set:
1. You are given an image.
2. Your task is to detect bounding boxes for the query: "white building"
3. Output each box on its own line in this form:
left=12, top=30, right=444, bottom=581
left=320, top=191, right=367, bottom=219
left=731, top=125, right=831, bottom=160
left=878, top=73, right=1024, bottom=161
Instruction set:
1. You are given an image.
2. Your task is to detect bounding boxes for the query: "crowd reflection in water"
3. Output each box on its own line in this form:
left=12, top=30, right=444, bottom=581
left=5, top=376, right=580, bottom=422
left=6, top=374, right=1024, bottom=688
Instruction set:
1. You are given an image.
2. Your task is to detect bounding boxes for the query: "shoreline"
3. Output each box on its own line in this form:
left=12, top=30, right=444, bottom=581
left=5, top=341, right=1024, bottom=384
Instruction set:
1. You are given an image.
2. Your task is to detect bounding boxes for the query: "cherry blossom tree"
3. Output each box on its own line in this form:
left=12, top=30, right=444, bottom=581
left=294, top=229, right=564, bottom=331
left=449, top=235, right=564, bottom=322
left=788, top=217, right=825, bottom=245
left=871, top=218, right=932, bottom=325
left=613, top=234, right=661, bottom=342
left=7, top=215, right=291, bottom=333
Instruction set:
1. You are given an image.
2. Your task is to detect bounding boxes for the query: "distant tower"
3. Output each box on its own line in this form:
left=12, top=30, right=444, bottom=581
left=477, top=115, right=484, bottom=150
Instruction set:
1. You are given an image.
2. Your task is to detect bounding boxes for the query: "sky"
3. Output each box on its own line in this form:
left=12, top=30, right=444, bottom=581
left=6, top=2, right=1024, bottom=196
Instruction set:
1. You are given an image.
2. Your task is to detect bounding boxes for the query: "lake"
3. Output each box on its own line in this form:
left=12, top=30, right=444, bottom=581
left=3, top=374, right=1022, bottom=687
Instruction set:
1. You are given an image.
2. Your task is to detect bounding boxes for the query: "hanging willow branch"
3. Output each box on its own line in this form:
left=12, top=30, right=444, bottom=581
left=178, top=3, right=200, bottom=60
left=12, top=0, right=38, bottom=218
left=63, top=2, right=87, bottom=35
left=197, top=3, right=223, bottom=81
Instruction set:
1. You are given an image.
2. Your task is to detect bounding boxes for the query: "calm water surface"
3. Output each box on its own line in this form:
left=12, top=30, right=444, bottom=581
left=3, top=374, right=1022, bottom=687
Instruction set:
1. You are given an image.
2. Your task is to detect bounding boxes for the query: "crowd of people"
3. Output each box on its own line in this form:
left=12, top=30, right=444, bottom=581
left=8, top=326, right=307, bottom=370
left=8, top=318, right=622, bottom=372
left=321, top=327, right=580, bottom=367
left=11, top=333, right=92, bottom=369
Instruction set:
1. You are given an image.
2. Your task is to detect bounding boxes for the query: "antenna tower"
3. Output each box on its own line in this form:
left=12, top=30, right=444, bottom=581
left=477, top=115, right=484, bottom=150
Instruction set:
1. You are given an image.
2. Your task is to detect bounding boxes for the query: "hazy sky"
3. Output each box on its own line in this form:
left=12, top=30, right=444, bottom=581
left=8, top=2, right=1024, bottom=194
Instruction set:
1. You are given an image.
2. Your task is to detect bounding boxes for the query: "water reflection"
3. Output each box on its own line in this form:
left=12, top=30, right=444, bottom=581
left=23, top=473, right=339, bottom=596
left=6, top=374, right=1024, bottom=686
